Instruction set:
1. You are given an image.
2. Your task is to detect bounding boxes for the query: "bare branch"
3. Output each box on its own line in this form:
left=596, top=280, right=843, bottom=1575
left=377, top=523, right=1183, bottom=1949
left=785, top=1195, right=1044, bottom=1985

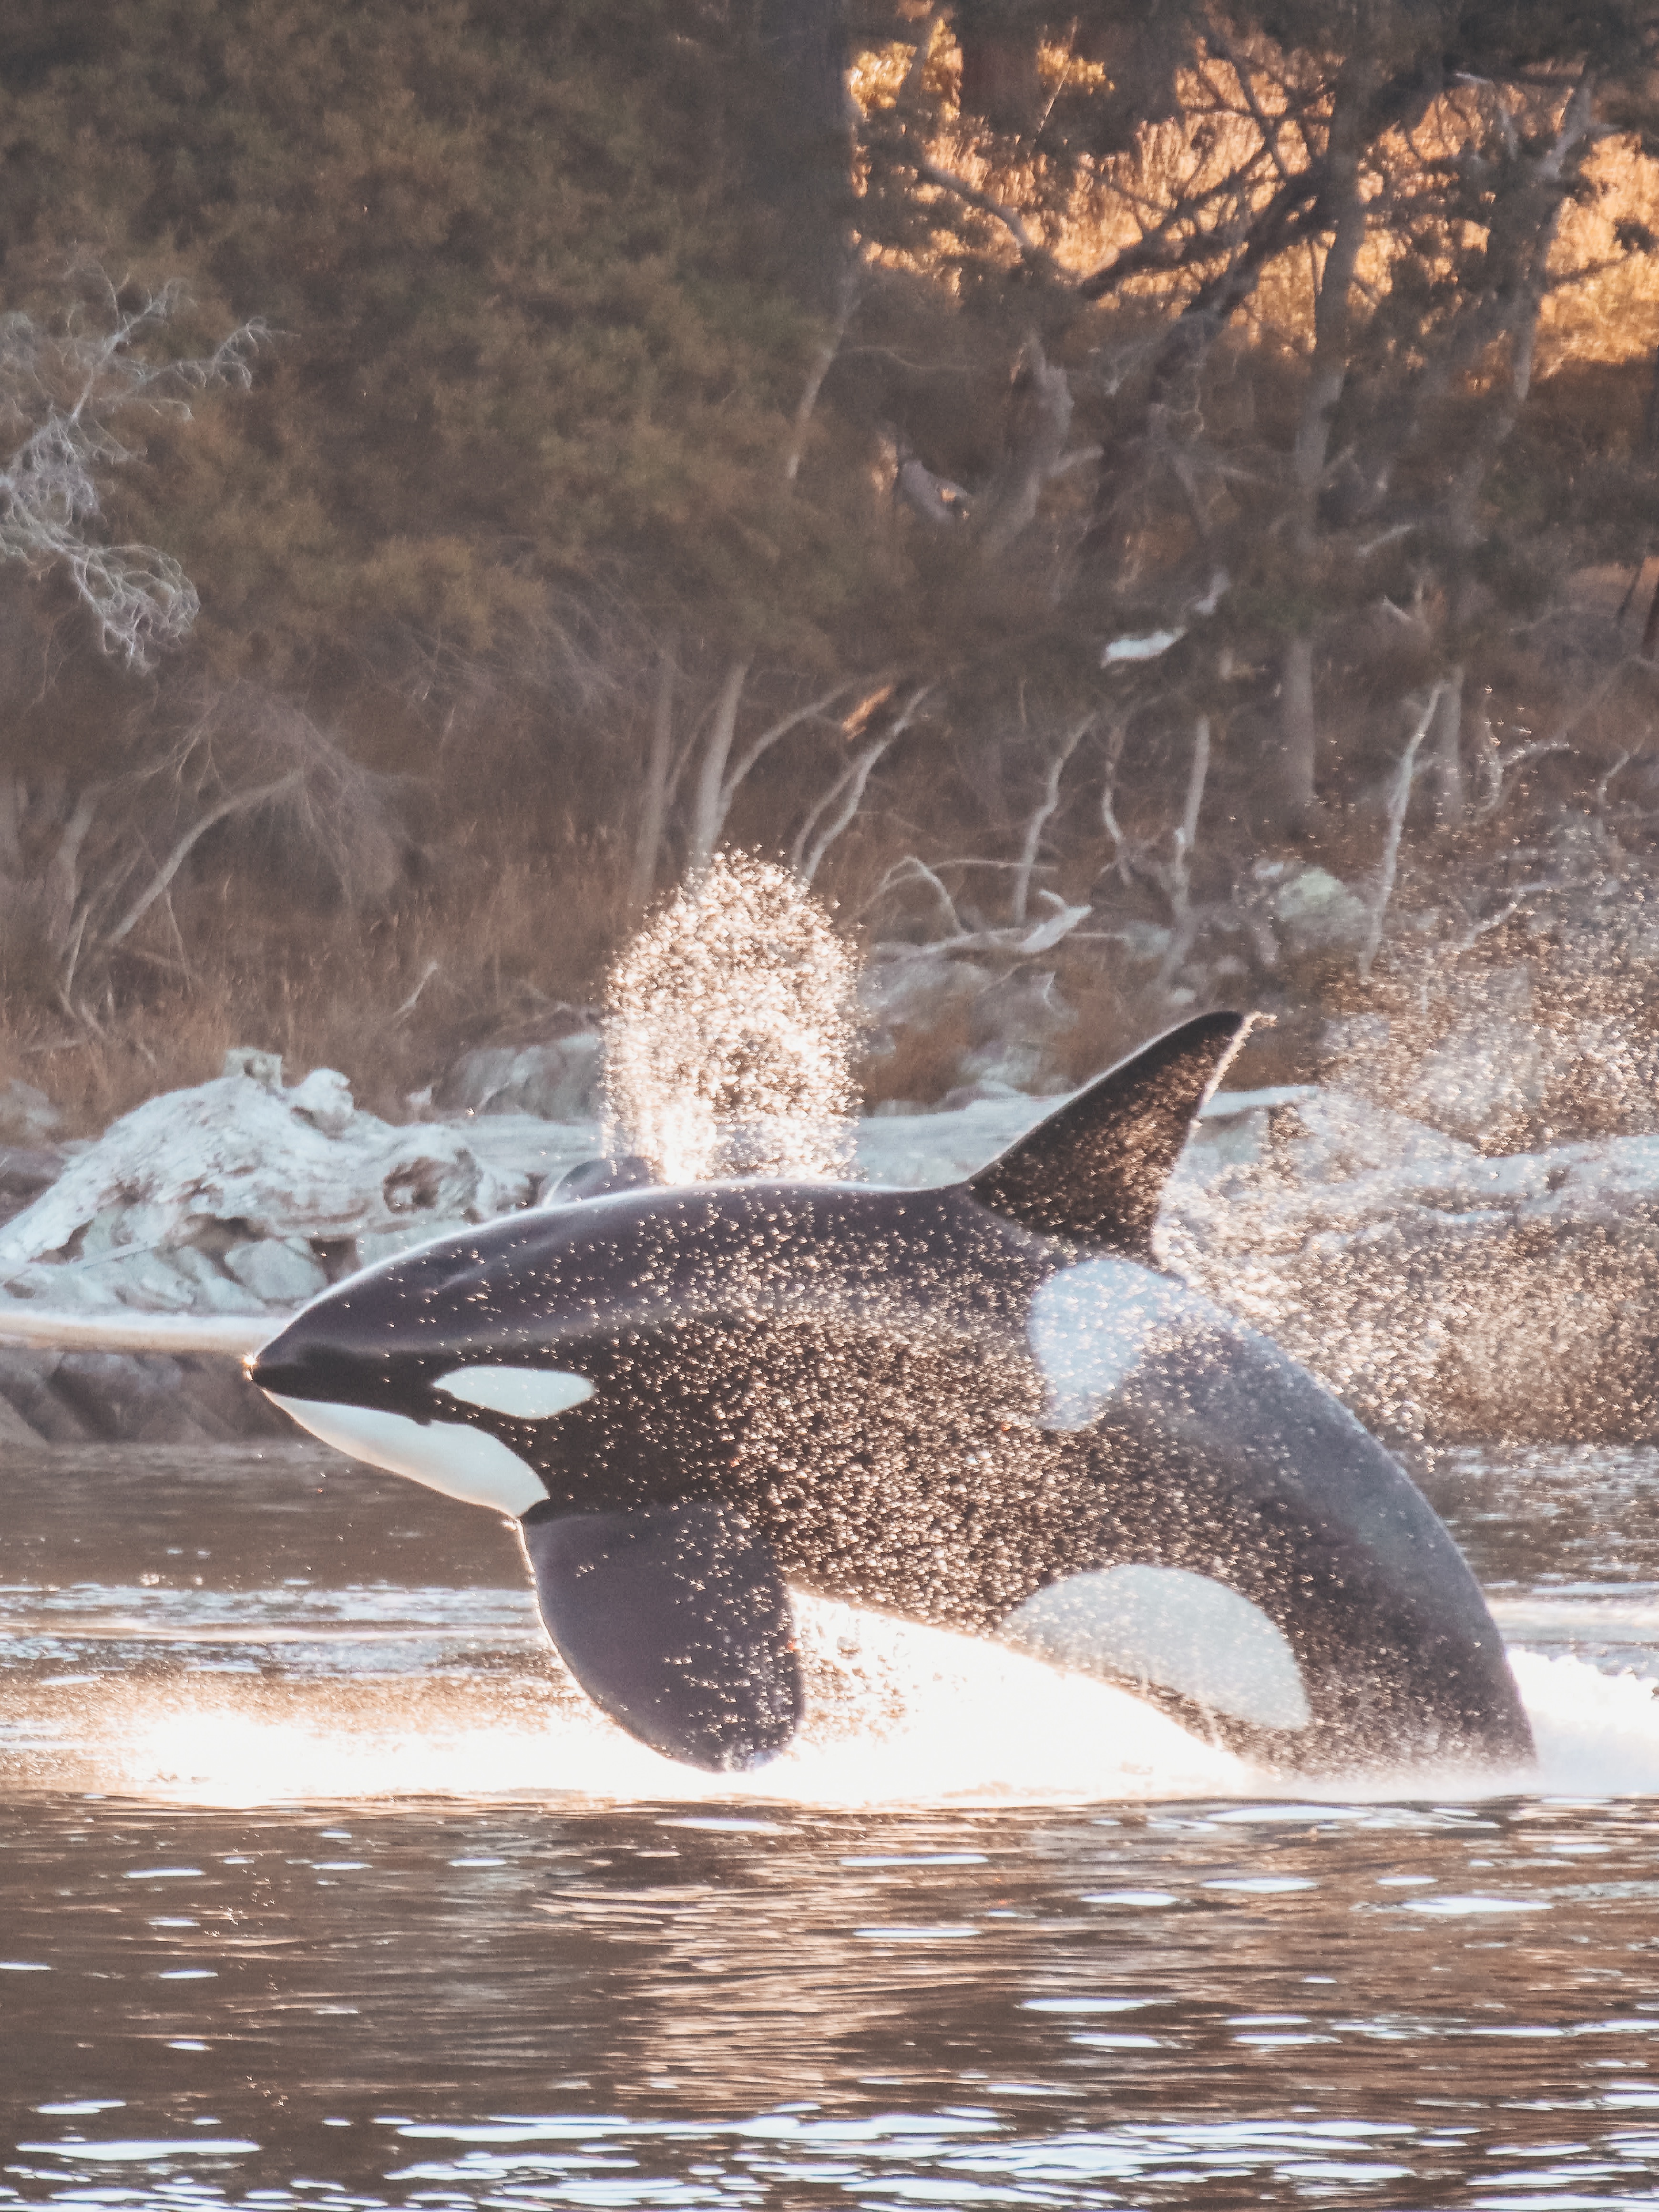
left=862, top=854, right=962, bottom=934
left=1077, top=158, right=1323, bottom=303
left=0, top=277, right=268, bottom=667
left=102, top=771, right=304, bottom=949
left=631, top=638, right=676, bottom=909
left=915, top=157, right=1063, bottom=278
left=717, top=674, right=871, bottom=812
left=797, top=735, right=897, bottom=886
left=685, top=657, right=752, bottom=881
left=1361, top=683, right=1443, bottom=977
left=393, top=959, right=443, bottom=1023
left=973, top=337, right=1074, bottom=555
left=1010, top=712, right=1095, bottom=924
left=784, top=257, right=862, bottom=486
left=794, top=682, right=935, bottom=883
left=1202, top=29, right=1299, bottom=188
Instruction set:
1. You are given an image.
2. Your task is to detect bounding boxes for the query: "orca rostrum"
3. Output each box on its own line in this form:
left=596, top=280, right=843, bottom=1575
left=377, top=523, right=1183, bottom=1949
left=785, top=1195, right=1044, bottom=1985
left=247, top=1012, right=1534, bottom=1777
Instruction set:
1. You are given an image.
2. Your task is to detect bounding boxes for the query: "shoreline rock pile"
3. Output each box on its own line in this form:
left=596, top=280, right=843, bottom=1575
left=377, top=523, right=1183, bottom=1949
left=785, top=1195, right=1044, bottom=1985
left=1164, top=1089, right=1659, bottom=1446
left=0, top=1053, right=604, bottom=1444
left=1, top=1050, right=1655, bottom=1448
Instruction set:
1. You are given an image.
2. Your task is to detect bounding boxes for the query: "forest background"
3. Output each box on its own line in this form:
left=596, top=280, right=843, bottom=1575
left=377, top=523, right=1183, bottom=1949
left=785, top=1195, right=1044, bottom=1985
left=3, top=0, right=1659, bottom=1137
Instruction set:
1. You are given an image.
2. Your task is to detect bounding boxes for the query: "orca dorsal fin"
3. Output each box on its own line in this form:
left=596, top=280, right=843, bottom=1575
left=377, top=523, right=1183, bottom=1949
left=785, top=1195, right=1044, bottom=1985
left=964, top=1010, right=1250, bottom=1256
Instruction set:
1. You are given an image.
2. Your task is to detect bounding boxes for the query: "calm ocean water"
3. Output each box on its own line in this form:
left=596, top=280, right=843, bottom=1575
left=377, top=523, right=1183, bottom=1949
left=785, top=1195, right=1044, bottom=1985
left=4, top=1440, right=1659, bottom=2210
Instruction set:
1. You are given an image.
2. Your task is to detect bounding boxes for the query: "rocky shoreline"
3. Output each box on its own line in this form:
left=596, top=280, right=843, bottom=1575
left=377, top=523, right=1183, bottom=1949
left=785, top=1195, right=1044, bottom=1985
left=0, top=1055, right=1652, bottom=1447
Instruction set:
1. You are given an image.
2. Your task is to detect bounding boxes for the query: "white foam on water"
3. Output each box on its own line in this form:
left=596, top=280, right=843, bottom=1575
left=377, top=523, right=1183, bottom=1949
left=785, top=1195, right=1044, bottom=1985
left=8, top=1609, right=1659, bottom=1811
left=84, top=1599, right=1250, bottom=1809
left=1510, top=1647, right=1659, bottom=1798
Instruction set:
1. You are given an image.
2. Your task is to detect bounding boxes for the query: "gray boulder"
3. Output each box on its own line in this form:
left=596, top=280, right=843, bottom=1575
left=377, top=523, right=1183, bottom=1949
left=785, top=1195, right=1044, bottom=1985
left=1273, top=864, right=1372, bottom=955
left=0, top=1058, right=598, bottom=1445
left=1403, top=1014, right=1546, bottom=1146
left=0, top=1059, right=535, bottom=1321
left=436, top=1031, right=604, bottom=1121
left=0, top=1077, right=63, bottom=1148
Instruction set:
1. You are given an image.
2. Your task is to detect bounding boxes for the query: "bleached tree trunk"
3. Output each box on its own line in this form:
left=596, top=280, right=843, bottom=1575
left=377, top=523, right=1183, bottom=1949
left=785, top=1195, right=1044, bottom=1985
left=974, top=338, right=1073, bottom=557
left=685, top=667, right=867, bottom=884
left=630, top=641, right=676, bottom=909
left=685, top=658, right=752, bottom=881
left=792, top=681, right=935, bottom=886
left=796, top=737, right=894, bottom=886
left=1155, top=715, right=1211, bottom=989
left=1009, top=713, right=1094, bottom=924
left=100, top=772, right=303, bottom=951
left=1361, top=682, right=1442, bottom=977
left=1429, top=665, right=1465, bottom=831
left=784, top=262, right=859, bottom=487
left=44, top=789, right=98, bottom=955
left=1274, top=635, right=1320, bottom=830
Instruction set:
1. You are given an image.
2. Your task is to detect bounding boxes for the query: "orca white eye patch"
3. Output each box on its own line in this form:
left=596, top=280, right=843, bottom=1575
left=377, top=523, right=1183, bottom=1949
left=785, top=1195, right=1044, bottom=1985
left=435, top=1365, right=596, bottom=1420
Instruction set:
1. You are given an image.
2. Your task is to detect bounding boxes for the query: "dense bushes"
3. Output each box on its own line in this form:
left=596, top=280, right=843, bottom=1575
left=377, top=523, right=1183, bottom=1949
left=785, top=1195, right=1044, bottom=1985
left=2, top=1, right=1659, bottom=1126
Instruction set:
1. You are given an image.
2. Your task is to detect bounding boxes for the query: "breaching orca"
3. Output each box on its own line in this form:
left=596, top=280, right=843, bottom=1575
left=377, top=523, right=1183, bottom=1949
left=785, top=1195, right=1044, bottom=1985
left=248, top=1013, right=1533, bottom=1777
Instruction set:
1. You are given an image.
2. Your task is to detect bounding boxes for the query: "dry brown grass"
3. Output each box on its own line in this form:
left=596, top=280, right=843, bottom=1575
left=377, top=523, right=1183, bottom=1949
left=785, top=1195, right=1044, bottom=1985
left=857, top=1001, right=979, bottom=1106
left=0, top=839, right=635, bottom=1135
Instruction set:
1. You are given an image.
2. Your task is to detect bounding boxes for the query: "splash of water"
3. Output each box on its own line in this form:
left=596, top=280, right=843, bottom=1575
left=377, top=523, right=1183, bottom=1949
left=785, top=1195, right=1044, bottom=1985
left=605, top=852, right=858, bottom=1185
left=10, top=1618, right=1657, bottom=1811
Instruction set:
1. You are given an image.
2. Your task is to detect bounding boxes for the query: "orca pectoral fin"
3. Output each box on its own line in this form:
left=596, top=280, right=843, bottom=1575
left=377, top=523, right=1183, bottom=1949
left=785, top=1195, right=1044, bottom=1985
left=519, top=1499, right=802, bottom=1772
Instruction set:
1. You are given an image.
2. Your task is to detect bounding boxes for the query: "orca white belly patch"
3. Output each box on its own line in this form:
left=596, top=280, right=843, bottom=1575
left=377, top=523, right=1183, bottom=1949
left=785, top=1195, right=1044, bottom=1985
left=437, top=1366, right=595, bottom=1419
left=268, top=1395, right=547, bottom=1516
left=1000, top=1563, right=1311, bottom=1731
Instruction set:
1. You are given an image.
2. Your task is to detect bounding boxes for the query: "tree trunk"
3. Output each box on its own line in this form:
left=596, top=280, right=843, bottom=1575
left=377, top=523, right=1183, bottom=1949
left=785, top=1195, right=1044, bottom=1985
left=44, top=791, right=98, bottom=951
left=1361, top=683, right=1441, bottom=977
left=974, top=337, right=1073, bottom=556
left=685, top=657, right=751, bottom=881
left=1273, top=63, right=1370, bottom=837
left=630, top=642, right=676, bottom=910
left=1644, top=574, right=1659, bottom=661
left=1290, top=93, right=1369, bottom=522
left=1429, top=664, right=1465, bottom=831
left=1154, top=715, right=1212, bottom=991
left=957, top=4, right=1042, bottom=134
left=1270, top=634, right=1321, bottom=835
left=1010, top=713, right=1093, bottom=924
left=0, top=774, right=23, bottom=880
left=752, top=0, right=852, bottom=311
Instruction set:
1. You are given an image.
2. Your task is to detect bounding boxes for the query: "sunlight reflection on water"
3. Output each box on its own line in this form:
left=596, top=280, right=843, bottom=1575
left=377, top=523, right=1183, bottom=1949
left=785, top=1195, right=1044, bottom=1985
left=13, top=1609, right=1659, bottom=1814
left=7, top=1441, right=1659, bottom=2211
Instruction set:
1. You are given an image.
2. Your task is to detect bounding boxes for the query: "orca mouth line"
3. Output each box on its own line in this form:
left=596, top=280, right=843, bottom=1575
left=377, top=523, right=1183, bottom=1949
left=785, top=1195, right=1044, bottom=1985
left=262, top=1375, right=594, bottom=1521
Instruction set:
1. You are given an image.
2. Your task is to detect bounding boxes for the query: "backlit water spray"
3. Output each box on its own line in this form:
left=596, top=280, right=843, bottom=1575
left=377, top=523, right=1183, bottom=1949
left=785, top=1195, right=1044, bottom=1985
left=604, top=850, right=858, bottom=1185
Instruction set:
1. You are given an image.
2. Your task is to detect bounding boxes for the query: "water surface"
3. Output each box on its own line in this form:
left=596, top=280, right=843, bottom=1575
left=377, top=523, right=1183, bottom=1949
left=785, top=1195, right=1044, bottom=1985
left=4, top=1442, right=1659, bottom=2209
